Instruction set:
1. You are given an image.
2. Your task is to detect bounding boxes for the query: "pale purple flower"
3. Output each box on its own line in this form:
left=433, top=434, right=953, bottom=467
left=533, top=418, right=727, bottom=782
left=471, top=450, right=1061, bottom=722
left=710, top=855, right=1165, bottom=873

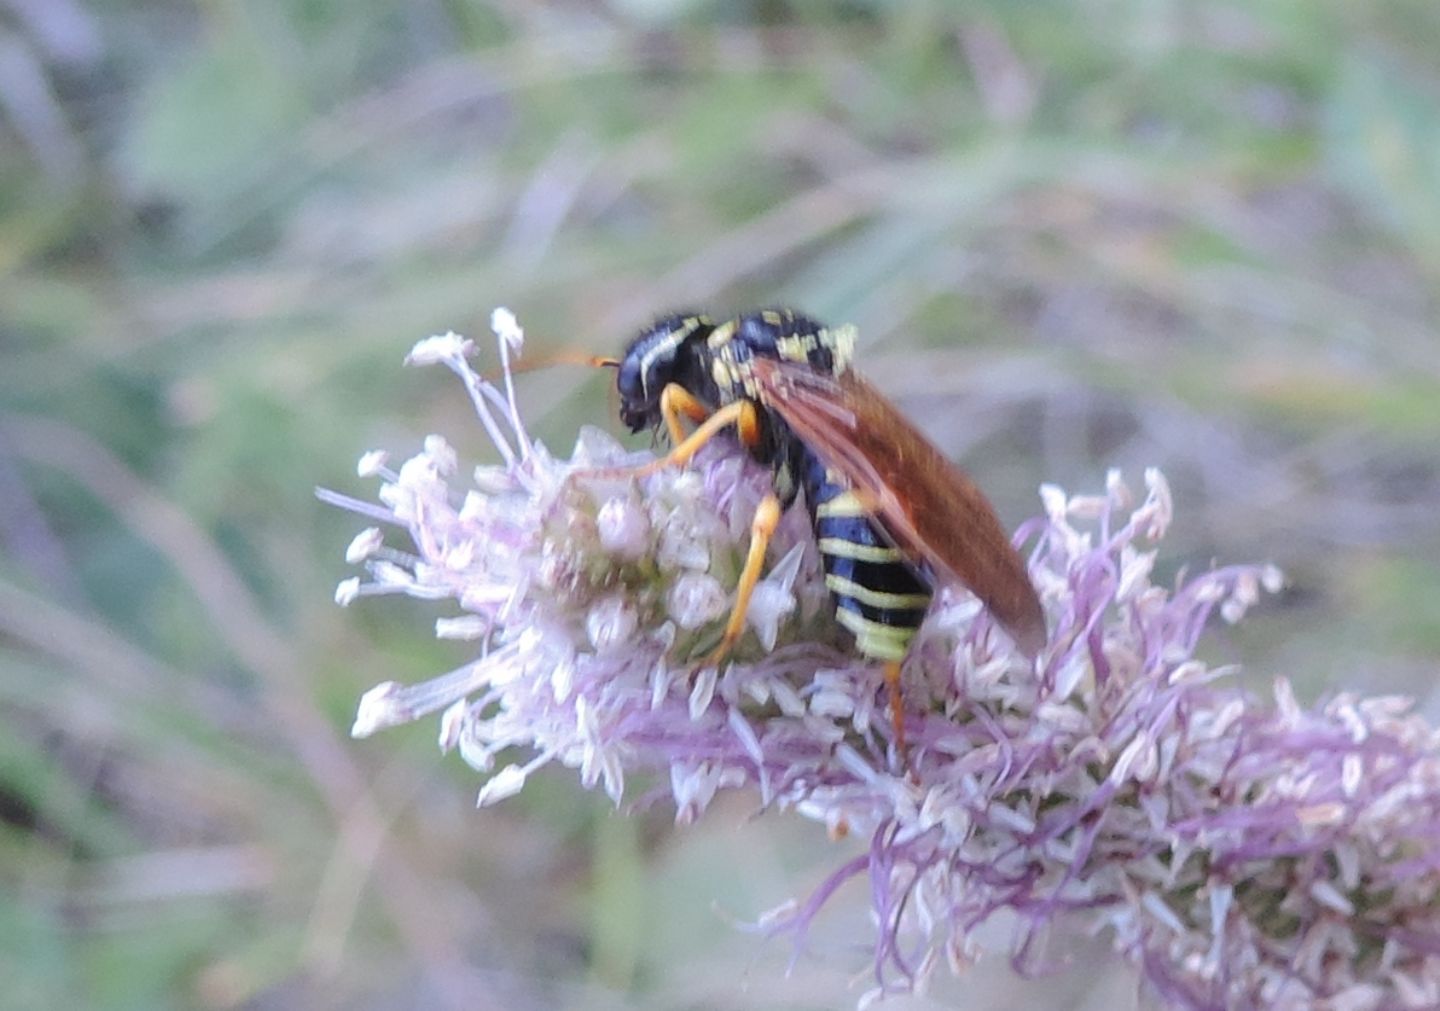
left=321, top=313, right=1440, bottom=1010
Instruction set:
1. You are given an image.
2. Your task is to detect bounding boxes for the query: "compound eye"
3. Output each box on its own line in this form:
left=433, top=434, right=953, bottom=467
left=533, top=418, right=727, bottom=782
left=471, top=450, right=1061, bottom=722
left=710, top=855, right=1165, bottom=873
left=615, top=357, right=654, bottom=432
left=617, top=356, right=644, bottom=401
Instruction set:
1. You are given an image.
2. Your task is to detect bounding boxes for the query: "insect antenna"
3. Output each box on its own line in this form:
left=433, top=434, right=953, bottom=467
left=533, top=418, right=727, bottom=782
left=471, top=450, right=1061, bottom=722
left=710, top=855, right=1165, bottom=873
left=483, top=350, right=619, bottom=381
left=481, top=350, right=624, bottom=432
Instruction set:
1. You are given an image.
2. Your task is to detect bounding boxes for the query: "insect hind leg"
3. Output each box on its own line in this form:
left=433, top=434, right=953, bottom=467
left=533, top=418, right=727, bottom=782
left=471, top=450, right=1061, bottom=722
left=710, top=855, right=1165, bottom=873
left=700, top=491, right=781, bottom=669
left=571, top=386, right=774, bottom=667
left=883, top=660, right=918, bottom=780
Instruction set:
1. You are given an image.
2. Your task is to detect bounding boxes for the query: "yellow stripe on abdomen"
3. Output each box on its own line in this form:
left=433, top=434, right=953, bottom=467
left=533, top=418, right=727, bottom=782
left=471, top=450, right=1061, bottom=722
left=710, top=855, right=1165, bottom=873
left=835, top=609, right=915, bottom=661
left=816, top=491, right=867, bottom=518
left=823, top=574, right=931, bottom=611
left=816, top=537, right=904, bottom=564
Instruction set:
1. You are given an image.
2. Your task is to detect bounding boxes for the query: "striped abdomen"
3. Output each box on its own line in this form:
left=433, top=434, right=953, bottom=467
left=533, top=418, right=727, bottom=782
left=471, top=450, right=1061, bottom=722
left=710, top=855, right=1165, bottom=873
left=799, top=448, right=932, bottom=661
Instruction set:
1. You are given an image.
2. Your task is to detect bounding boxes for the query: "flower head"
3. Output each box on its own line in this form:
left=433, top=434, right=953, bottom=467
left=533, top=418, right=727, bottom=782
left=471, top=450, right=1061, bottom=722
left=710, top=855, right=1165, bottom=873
left=322, top=313, right=1440, bottom=1010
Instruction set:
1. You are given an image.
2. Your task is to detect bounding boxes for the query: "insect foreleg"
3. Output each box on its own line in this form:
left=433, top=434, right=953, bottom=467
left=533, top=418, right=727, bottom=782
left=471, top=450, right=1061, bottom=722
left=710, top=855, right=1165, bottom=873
left=635, top=396, right=762, bottom=476
left=658, top=382, right=713, bottom=445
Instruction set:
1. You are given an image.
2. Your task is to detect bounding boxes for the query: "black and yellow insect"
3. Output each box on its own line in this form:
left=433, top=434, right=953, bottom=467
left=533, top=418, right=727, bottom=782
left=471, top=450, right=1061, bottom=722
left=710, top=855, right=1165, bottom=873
left=607, top=308, right=1046, bottom=751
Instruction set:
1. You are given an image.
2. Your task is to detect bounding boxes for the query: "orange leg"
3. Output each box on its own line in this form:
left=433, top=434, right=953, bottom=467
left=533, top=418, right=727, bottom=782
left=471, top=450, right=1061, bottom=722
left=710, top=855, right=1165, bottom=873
left=659, top=382, right=712, bottom=445
left=566, top=403, right=738, bottom=494
left=660, top=395, right=771, bottom=666
left=579, top=386, right=774, bottom=665
left=884, top=660, right=916, bottom=779
left=701, top=492, right=781, bottom=668
left=629, top=400, right=743, bottom=477
left=577, top=383, right=763, bottom=481
left=629, top=391, right=763, bottom=478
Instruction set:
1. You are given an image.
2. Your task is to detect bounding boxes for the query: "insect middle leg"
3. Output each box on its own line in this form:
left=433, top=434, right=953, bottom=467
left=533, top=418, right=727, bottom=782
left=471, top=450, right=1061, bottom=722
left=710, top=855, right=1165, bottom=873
left=635, top=385, right=779, bottom=667
left=577, top=384, right=780, bottom=666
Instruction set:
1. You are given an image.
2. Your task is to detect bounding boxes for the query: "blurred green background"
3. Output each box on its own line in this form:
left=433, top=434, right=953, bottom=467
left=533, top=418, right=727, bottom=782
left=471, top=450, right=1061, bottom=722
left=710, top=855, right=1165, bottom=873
left=3, top=1, right=1439, bottom=1008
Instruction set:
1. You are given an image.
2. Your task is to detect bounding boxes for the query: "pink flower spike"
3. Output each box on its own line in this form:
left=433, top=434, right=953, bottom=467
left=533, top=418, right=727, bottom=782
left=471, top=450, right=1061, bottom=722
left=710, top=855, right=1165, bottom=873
left=328, top=310, right=1440, bottom=1010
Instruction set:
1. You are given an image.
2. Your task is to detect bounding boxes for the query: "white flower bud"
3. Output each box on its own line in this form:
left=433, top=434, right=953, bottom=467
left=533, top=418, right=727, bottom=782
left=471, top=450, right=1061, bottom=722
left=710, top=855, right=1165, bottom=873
left=405, top=331, right=472, bottom=366
left=476, top=764, right=527, bottom=806
left=587, top=595, right=638, bottom=652
left=666, top=573, right=728, bottom=630
left=345, top=527, right=384, bottom=563
left=597, top=496, right=651, bottom=559
left=357, top=450, right=389, bottom=477
left=490, top=307, right=524, bottom=352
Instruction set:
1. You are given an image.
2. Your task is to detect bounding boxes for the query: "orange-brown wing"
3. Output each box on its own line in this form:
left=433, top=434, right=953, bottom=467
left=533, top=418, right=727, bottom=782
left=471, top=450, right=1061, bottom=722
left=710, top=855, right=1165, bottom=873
left=751, top=356, right=1046, bottom=657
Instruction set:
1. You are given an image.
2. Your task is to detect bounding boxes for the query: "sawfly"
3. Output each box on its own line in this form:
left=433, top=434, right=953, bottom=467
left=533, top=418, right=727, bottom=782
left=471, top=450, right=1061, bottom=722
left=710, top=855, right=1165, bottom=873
left=593, top=309, right=1046, bottom=758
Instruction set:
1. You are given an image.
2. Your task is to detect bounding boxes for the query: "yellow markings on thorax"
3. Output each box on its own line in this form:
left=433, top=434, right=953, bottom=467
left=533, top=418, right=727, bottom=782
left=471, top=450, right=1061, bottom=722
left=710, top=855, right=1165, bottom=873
left=704, top=315, right=859, bottom=403
left=710, top=355, right=738, bottom=399
left=703, top=321, right=754, bottom=401
left=707, top=320, right=738, bottom=349
left=772, top=323, right=857, bottom=374
left=775, top=332, right=819, bottom=364
left=827, top=324, right=857, bottom=373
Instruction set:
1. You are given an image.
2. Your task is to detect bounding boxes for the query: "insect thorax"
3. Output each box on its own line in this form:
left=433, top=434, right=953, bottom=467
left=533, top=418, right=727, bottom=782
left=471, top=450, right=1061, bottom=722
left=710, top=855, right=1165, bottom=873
left=706, top=309, right=857, bottom=406
left=621, top=308, right=860, bottom=506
